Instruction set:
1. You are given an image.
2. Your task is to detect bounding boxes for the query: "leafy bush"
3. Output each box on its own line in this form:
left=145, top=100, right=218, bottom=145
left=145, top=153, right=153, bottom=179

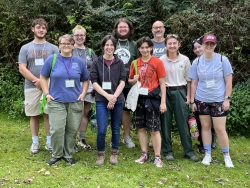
left=0, top=63, right=24, bottom=118
left=227, top=77, right=250, bottom=135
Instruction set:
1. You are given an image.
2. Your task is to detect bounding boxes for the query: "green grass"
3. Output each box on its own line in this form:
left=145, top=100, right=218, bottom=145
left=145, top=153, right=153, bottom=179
left=0, top=113, right=249, bottom=188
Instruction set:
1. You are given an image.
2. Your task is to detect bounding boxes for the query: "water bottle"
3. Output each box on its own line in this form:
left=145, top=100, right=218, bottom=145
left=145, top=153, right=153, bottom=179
left=188, top=115, right=199, bottom=138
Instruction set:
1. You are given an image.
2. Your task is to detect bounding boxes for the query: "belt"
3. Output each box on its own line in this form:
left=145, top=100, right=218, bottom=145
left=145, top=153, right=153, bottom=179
left=166, top=85, right=186, bottom=90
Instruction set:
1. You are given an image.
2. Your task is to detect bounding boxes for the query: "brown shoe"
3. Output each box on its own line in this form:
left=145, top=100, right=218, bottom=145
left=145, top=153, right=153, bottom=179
left=110, top=149, right=118, bottom=165
left=96, top=151, right=105, bottom=165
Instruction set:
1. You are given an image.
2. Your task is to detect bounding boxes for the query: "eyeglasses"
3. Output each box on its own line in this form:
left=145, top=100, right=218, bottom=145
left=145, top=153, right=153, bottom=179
left=166, top=34, right=178, bottom=39
left=152, top=26, right=164, bottom=30
left=74, top=34, right=86, bottom=38
left=60, top=43, right=72, bottom=47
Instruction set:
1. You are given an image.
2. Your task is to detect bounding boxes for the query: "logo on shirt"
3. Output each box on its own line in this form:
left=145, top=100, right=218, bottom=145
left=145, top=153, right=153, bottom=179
left=72, top=63, right=79, bottom=69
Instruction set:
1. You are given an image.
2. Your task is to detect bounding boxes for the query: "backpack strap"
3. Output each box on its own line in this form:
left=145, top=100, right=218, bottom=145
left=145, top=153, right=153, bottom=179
left=88, top=48, right=92, bottom=56
left=133, top=60, right=138, bottom=75
left=50, top=54, right=57, bottom=74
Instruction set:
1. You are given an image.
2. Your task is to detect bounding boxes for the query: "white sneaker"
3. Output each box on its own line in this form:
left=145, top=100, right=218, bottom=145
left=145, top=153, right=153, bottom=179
left=30, top=143, right=40, bottom=154
left=122, top=136, right=135, bottom=148
left=45, top=143, right=52, bottom=153
left=201, top=154, right=212, bottom=165
left=224, top=156, right=234, bottom=168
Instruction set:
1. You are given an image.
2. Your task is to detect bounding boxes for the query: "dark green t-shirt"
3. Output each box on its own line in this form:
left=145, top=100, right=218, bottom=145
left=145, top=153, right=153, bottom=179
left=114, top=40, right=138, bottom=88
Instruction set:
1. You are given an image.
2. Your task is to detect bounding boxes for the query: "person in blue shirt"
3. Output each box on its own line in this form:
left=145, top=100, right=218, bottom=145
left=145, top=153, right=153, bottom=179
left=40, top=34, right=89, bottom=166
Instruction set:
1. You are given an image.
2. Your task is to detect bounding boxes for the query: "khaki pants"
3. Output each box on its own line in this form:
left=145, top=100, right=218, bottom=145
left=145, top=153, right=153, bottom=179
left=48, top=100, right=83, bottom=158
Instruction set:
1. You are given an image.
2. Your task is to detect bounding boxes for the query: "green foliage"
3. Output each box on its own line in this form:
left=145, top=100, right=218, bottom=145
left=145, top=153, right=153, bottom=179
left=166, top=0, right=250, bottom=83
left=227, top=77, right=250, bottom=135
left=0, top=0, right=250, bottom=121
left=0, top=63, right=24, bottom=118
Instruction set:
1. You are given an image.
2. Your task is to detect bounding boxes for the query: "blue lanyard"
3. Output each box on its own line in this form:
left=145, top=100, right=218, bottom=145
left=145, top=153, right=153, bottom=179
left=60, top=54, right=73, bottom=79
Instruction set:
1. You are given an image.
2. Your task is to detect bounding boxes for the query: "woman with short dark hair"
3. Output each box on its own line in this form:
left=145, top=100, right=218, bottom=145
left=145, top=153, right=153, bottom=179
left=129, top=36, right=166, bottom=168
left=90, top=35, right=126, bottom=165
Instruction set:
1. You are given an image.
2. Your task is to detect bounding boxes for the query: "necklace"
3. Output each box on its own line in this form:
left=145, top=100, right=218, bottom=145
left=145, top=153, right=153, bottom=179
left=76, top=48, right=84, bottom=57
left=118, top=40, right=129, bottom=50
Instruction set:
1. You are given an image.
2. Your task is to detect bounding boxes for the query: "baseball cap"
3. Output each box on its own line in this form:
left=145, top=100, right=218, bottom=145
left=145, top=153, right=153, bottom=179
left=202, top=34, right=217, bottom=44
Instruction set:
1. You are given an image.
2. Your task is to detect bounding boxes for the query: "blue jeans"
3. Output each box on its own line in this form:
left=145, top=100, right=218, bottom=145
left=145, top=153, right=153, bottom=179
left=96, top=100, right=124, bottom=151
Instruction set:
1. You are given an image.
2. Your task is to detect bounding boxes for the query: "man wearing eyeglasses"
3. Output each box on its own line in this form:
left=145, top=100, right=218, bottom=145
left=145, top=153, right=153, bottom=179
left=112, top=18, right=138, bottom=148
left=18, top=18, right=59, bottom=154
left=151, top=21, right=166, bottom=58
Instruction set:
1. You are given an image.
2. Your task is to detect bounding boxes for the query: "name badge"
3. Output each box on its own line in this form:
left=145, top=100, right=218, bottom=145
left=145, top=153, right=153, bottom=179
left=35, top=59, right=44, bottom=66
left=102, top=82, right=111, bottom=90
left=206, top=80, right=215, bottom=88
left=65, top=79, right=75, bottom=88
left=139, top=88, right=148, bottom=95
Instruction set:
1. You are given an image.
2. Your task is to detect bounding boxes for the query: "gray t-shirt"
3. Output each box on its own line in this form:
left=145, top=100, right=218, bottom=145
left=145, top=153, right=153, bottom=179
left=189, top=53, right=233, bottom=102
left=152, top=39, right=166, bottom=58
left=18, top=41, right=59, bottom=89
left=73, top=47, right=97, bottom=92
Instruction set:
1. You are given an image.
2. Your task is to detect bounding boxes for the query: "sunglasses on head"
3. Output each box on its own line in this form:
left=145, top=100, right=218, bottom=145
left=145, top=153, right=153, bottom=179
left=166, top=34, right=178, bottom=39
left=192, top=38, right=202, bottom=44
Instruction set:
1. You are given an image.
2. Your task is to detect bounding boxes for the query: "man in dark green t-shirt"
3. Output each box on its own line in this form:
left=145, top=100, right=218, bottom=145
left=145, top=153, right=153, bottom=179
left=112, top=18, right=138, bottom=148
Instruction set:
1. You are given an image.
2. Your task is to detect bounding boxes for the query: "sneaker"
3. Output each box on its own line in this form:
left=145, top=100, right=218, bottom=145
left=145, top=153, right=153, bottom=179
left=123, top=136, right=135, bottom=148
left=154, top=157, right=163, bottom=168
left=224, top=156, right=234, bottom=168
left=46, top=157, right=61, bottom=166
left=135, top=153, right=148, bottom=164
left=165, top=155, right=174, bottom=161
left=45, top=143, right=52, bottom=153
left=78, top=139, right=91, bottom=149
left=63, top=157, right=76, bottom=166
left=201, top=154, right=212, bottom=165
left=73, top=144, right=80, bottom=152
left=189, top=155, right=199, bottom=162
left=30, top=143, right=40, bottom=154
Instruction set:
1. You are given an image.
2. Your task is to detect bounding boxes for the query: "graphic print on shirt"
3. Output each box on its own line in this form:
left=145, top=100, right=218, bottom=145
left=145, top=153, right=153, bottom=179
left=115, top=48, right=130, bottom=64
left=139, top=63, right=155, bottom=89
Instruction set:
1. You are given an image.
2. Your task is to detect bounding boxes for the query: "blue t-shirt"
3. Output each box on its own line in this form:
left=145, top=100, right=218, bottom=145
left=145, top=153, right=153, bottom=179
left=40, top=54, right=89, bottom=103
left=189, top=53, right=233, bottom=102
left=152, top=39, right=166, bottom=58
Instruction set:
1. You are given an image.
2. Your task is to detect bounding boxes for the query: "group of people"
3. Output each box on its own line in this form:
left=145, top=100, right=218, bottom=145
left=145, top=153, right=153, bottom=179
left=18, top=18, right=234, bottom=168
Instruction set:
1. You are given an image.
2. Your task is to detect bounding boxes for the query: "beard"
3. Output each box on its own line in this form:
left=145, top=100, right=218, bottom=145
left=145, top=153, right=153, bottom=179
left=116, top=30, right=131, bottom=40
left=34, top=32, right=46, bottom=40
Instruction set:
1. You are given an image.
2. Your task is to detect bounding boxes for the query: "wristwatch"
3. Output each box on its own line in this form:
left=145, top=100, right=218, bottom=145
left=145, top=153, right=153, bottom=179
left=45, top=93, right=50, bottom=98
left=225, top=96, right=230, bottom=99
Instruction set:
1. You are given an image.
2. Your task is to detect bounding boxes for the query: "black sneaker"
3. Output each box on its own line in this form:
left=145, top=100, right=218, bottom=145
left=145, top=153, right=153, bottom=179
left=78, top=139, right=91, bottom=149
left=63, top=157, right=76, bottom=166
left=73, top=144, right=80, bottom=152
left=46, top=157, right=62, bottom=166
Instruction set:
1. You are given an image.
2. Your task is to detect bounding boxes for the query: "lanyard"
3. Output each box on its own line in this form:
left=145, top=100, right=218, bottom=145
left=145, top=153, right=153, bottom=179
left=32, top=42, right=46, bottom=59
left=60, top=54, right=73, bottom=79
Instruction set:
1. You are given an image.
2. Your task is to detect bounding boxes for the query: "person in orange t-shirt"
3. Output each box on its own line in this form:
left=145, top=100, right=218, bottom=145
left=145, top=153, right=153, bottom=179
left=128, top=36, right=166, bottom=168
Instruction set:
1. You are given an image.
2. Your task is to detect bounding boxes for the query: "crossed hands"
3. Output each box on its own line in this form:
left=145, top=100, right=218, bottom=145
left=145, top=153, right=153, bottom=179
left=106, top=94, right=117, bottom=110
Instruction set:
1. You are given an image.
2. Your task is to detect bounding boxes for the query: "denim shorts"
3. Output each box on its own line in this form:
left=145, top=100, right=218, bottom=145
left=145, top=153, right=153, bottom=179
left=133, top=96, right=161, bottom=132
left=195, top=99, right=229, bottom=117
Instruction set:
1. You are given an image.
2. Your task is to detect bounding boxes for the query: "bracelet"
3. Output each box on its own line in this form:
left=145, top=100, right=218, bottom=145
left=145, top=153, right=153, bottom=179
left=45, top=93, right=50, bottom=98
left=190, top=102, right=195, bottom=105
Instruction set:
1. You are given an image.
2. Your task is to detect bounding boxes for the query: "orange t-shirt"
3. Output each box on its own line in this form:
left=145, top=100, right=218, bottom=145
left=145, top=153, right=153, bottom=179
left=129, top=56, right=166, bottom=92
